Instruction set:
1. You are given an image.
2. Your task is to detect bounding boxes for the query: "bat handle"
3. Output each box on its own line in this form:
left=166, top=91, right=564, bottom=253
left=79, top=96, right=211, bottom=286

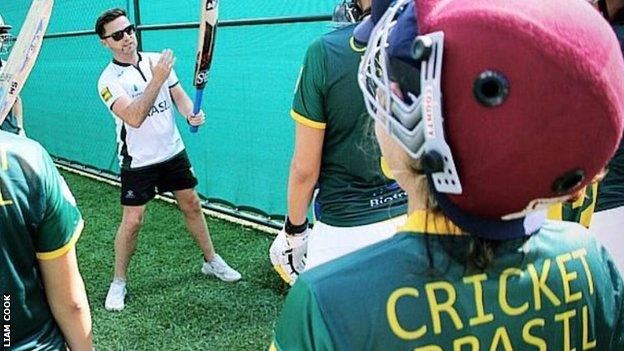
left=190, top=88, right=204, bottom=133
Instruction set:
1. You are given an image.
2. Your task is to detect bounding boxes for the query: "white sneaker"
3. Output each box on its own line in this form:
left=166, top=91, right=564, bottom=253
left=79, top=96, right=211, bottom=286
left=201, top=254, right=242, bottom=282
left=105, top=279, right=127, bottom=311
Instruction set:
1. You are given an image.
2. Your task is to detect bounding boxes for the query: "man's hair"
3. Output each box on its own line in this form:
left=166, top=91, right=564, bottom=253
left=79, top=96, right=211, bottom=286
left=95, top=8, right=127, bottom=38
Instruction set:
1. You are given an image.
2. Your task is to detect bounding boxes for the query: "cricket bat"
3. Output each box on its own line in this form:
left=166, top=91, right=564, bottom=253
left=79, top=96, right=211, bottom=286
left=190, top=0, right=218, bottom=133
left=0, top=0, right=54, bottom=125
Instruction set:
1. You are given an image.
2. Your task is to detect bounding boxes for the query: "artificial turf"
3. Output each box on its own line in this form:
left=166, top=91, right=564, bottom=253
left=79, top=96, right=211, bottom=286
left=62, top=170, right=288, bottom=350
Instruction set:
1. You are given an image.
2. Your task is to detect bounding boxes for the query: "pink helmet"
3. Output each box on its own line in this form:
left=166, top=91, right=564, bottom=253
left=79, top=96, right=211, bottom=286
left=359, top=0, right=624, bottom=238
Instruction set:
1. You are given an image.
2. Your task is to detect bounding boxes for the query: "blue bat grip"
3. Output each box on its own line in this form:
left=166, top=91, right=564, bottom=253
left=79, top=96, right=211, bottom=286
left=190, top=88, right=204, bottom=133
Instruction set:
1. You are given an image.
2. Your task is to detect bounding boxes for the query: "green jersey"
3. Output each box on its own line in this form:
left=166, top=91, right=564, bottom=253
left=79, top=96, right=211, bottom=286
left=0, top=61, right=19, bottom=135
left=598, top=143, right=624, bottom=212
left=596, top=22, right=624, bottom=212
left=291, top=24, right=407, bottom=227
left=272, top=211, right=624, bottom=350
left=548, top=183, right=597, bottom=228
left=0, top=131, right=83, bottom=350
left=0, top=110, right=18, bottom=135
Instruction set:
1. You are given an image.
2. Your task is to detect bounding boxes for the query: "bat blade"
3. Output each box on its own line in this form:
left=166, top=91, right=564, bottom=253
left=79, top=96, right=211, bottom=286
left=190, top=0, right=218, bottom=133
left=193, top=0, right=218, bottom=90
left=0, top=0, right=54, bottom=125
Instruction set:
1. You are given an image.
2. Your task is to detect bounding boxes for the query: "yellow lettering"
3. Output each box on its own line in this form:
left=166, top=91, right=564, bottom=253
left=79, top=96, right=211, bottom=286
left=499, top=268, right=529, bottom=316
left=555, top=309, right=577, bottom=351
left=572, top=249, right=594, bottom=295
left=463, top=274, right=494, bottom=326
left=490, top=326, right=514, bottom=351
left=522, top=318, right=546, bottom=351
left=415, top=346, right=443, bottom=351
left=582, top=306, right=597, bottom=350
left=426, top=281, right=464, bottom=334
left=387, top=288, right=427, bottom=340
left=454, top=335, right=479, bottom=351
left=557, top=253, right=582, bottom=303
left=528, top=260, right=561, bottom=310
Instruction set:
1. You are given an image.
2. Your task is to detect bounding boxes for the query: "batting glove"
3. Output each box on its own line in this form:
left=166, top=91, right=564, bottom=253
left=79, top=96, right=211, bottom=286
left=269, top=218, right=310, bottom=286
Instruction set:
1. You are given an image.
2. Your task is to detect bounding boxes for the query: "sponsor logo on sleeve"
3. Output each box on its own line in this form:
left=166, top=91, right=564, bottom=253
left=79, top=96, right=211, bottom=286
left=101, top=87, right=112, bottom=102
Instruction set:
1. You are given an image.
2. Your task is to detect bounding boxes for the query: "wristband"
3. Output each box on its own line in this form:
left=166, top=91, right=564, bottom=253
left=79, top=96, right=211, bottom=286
left=284, top=216, right=308, bottom=235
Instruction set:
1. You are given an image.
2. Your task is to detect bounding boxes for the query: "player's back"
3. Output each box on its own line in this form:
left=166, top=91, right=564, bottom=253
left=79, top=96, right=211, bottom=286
left=293, top=24, right=407, bottom=227
left=597, top=19, right=624, bottom=212
left=0, top=131, right=77, bottom=350
left=276, top=214, right=624, bottom=350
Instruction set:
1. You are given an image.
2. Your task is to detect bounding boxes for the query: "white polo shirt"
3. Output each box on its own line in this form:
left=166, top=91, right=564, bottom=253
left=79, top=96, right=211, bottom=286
left=97, top=52, right=184, bottom=170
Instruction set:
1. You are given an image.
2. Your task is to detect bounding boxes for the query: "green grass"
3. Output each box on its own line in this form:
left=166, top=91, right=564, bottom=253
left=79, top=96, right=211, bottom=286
left=62, top=170, right=289, bottom=350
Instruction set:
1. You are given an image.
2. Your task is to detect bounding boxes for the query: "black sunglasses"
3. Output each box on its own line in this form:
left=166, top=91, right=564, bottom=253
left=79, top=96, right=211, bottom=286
left=103, top=24, right=135, bottom=41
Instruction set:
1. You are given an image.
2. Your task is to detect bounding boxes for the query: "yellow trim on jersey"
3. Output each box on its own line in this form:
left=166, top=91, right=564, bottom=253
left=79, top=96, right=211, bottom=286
left=349, top=36, right=366, bottom=53
left=380, top=157, right=395, bottom=180
left=291, top=110, right=326, bottom=130
left=36, top=219, right=84, bottom=260
left=269, top=342, right=278, bottom=351
left=579, top=182, right=597, bottom=228
left=399, top=210, right=465, bottom=236
left=546, top=183, right=597, bottom=228
left=547, top=202, right=563, bottom=221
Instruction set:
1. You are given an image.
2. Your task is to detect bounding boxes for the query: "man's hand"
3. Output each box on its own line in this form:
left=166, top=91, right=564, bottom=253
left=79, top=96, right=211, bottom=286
left=187, top=109, right=205, bottom=127
left=269, top=227, right=310, bottom=286
left=149, top=49, right=176, bottom=85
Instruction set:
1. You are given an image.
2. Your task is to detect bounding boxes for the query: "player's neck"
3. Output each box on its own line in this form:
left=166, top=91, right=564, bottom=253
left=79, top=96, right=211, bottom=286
left=113, top=51, right=139, bottom=66
left=405, top=178, right=430, bottom=214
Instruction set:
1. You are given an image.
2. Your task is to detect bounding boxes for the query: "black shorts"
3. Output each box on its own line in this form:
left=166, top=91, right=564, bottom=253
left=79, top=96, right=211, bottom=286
left=120, top=151, right=198, bottom=206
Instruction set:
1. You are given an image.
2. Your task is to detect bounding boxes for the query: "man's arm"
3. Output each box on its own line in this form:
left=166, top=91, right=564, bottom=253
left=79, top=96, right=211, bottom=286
left=170, top=84, right=205, bottom=126
left=32, top=144, right=92, bottom=350
left=39, top=246, right=93, bottom=351
left=111, top=50, right=175, bottom=128
left=287, top=123, right=324, bottom=225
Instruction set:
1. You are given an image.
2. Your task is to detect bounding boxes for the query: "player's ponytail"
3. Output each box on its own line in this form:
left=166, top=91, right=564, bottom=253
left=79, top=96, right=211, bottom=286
left=409, top=161, right=516, bottom=272
left=466, top=238, right=500, bottom=271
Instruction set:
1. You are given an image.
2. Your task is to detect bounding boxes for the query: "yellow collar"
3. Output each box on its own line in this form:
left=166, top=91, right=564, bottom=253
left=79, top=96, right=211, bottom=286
left=398, top=210, right=466, bottom=236
left=349, top=36, right=366, bottom=53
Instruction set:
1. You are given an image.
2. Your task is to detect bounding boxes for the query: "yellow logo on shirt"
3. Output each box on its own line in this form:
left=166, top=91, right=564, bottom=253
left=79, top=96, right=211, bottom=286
left=101, top=87, right=112, bottom=102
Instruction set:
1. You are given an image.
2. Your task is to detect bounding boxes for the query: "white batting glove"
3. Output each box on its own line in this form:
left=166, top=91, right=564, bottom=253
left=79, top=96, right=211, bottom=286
left=269, top=224, right=310, bottom=286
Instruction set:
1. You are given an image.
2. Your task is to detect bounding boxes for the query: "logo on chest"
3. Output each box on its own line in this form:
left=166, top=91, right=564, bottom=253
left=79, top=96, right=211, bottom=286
left=148, top=100, right=171, bottom=117
left=130, top=84, right=142, bottom=98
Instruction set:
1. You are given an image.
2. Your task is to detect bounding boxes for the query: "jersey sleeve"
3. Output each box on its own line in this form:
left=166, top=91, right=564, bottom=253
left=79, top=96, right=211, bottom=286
left=291, top=39, right=327, bottom=129
left=98, top=72, right=128, bottom=111
left=168, top=67, right=180, bottom=88
left=601, top=244, right=624, bottom=349
left=34, top=148, right=84, bottom=260
left=271, top=277, right=336, bottom=351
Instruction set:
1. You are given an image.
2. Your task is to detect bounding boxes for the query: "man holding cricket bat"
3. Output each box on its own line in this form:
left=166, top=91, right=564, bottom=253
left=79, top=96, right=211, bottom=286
left=0, top=15, right=25, bottom=137
left=95, top=8, right=241, bottom=312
